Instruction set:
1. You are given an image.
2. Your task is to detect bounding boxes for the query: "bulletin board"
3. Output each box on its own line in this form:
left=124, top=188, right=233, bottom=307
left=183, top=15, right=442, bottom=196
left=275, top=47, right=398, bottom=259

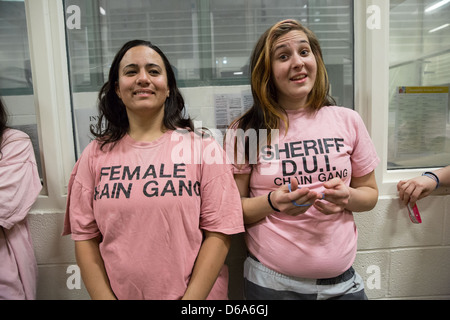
left=214, top=91, right=253, bottom=133
left=392, top=86, right=449, bottom=166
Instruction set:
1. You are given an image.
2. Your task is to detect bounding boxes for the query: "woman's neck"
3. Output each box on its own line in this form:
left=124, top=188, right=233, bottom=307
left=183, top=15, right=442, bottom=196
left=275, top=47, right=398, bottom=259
left=127, top=109, right=166, bottom=142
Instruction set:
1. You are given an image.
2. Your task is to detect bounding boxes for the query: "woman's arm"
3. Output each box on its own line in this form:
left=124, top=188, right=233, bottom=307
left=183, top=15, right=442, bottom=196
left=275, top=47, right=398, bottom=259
left=182, top=231, right=231, bottom=300
left=397, top=165, right=450, bottom=205
left=75, top=236, right=116, bottom=300
left=314, top=171, right=379, bottom=214
left=234, top=174, right=322, bottom=224
left=436, top=166, right=450, bottom=187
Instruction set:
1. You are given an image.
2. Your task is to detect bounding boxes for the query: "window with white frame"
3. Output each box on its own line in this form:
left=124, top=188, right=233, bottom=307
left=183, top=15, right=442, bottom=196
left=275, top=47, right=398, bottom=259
left=63, top=0, right=355, bottom=158
left=388, top=0, right=450, bottom=170
left=0, top=0, right=43, bottom=181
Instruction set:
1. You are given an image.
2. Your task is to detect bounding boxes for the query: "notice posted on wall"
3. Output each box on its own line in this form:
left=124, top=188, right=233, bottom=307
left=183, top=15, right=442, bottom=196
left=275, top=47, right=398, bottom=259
left=392, top=86, right=449, bottom=164
left=74, top=107, right=100, bottom=157
left=214, top=91, right=253, bottom=133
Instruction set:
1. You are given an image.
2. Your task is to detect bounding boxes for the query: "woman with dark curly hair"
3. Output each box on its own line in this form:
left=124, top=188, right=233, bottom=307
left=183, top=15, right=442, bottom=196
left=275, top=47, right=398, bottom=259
left=0, top=97, right=41, bottom=299
left=63, top=40, right=243, bottom=300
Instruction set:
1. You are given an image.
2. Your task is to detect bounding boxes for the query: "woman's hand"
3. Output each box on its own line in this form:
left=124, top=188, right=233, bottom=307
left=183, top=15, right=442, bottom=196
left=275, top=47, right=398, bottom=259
left=313, top=178, right=350, bottom=215
left=270, top=177, right=322, bottom=216
left=314, top=172, right=378, bottom=214
left=397, top=176, right=436, bottom=206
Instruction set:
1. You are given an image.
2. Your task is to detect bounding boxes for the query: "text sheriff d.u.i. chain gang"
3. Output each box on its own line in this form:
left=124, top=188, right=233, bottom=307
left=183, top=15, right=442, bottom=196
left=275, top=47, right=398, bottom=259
left=260, top=137, right=348, bottom=186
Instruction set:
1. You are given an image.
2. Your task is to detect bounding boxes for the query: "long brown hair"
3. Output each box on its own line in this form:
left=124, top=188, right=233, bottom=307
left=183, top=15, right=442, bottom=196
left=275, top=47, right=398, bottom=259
left=231, top=19, right=335, bottom=136
left=0, top=97, right=8, bottom=152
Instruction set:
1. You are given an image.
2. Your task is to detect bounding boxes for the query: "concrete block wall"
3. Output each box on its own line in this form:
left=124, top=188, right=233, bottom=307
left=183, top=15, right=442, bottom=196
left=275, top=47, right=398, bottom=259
left=27, top=85, right=450, bottom=299
left=353, top=195, right=450, bottom=299
left=28, top=195, right=450, bottom=300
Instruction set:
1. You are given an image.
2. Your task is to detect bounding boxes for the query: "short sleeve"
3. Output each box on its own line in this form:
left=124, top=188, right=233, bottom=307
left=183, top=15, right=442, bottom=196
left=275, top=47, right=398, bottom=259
left=0, top=130, right=42, bottom=229
left=222, top=123, right=253, bottom=175
left=349, top=111, right=380, bottom=177
left=62, top=143, right=101, bottom=240
left=198, top=138, right=244, bottom=235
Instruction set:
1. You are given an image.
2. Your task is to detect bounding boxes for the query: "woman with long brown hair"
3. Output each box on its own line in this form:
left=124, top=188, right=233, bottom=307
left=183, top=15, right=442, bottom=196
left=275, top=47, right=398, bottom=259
left=230, top=19, right=379, bottom=300
left=63, top=40, right=244, bottom=300
left=0, top=97, right=41, bottom=299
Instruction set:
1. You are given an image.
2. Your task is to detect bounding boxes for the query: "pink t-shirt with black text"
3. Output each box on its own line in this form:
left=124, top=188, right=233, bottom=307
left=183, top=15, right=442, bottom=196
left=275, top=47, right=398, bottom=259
left=63, top=130, right=244, bottom=299
left=0, top=129, right=41, bottom=299
left=234, top=106, right=380, bottom=279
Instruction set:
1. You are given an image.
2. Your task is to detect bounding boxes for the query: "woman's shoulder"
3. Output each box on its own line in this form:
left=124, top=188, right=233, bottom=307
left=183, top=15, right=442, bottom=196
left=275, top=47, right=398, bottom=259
left=1, top=128, right=34, bottom=162
left=1, top=128, right=31, bottom=152
left=320, top=105, right=362, bottom=122
left=2, top=128, right=30, bottom=142
left=76, top=138, right=109, bottom=164
left=322, top=105, right=357, bottom=114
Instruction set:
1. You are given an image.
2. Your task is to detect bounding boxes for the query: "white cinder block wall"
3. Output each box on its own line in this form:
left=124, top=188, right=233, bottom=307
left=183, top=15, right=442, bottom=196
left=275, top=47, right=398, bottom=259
left=28, top=86, right=450, bottom=300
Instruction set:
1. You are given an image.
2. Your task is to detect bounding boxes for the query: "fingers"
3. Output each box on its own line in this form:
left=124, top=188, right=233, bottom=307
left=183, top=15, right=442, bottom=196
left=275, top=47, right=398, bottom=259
left=313, top=200, right=342, bottom=215
left=314, top=178, right=350, bottom=215
left=287, top=181, right=322, bottom=206
left=397, top=177, right=434, bottom=206
left=398, top=179, right=418, bottom=205
left=321, top=178, right=348, bottom=199
left=273, top=178, right=347, bottom=216
left=397, top=180, right=408, bottom=204
left=271, top=181, right=320, bottom=216
left=287, top=182, right=309, bottom=206
left=290, top=176, right=299, bottom=192
left=322, top=177, right=341, bottom=189
left=284, top=188, right=320, bottom=216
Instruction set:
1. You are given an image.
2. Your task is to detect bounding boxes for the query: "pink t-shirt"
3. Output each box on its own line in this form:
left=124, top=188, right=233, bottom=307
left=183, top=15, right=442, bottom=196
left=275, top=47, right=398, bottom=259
left=233, top=106, right=380, bottom=279
left=63, top=130, right=244, bottom=300
left=0, top=129, right=41, bottom=299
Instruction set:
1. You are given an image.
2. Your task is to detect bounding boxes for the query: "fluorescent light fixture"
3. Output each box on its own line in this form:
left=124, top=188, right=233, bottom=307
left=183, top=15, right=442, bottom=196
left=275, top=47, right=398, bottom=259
left=233, top=72, right=243, bottom=76
left=425, top=0, right=450, bottom=13
left=99, top=7, right=106, bottom=15
left=429, top=23, right=450, bottom=33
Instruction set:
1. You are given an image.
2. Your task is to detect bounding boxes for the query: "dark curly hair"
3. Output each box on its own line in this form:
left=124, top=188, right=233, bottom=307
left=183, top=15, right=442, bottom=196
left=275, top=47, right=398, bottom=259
left=91, top=39, right=194, bottom=150
left=0, top=97, right=9, bottom=152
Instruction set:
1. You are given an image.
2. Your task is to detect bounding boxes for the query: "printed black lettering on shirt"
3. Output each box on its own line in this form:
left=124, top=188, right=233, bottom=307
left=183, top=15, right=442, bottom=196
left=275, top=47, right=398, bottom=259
left=94, top=163, right=200, bottom=200
left=262, top=138, right=349, bottom=186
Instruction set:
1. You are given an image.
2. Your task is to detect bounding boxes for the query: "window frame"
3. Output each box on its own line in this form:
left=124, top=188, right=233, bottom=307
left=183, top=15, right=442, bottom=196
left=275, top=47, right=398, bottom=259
left=355, top=0, right=448, bottom=197
left=25, top=0, right=75, bottom=211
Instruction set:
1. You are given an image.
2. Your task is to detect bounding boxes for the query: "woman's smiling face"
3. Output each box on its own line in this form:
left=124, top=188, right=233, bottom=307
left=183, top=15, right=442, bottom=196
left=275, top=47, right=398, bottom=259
left=115, top=45, right=170, bottom=118
left=271, top=30, right=317, bottom=110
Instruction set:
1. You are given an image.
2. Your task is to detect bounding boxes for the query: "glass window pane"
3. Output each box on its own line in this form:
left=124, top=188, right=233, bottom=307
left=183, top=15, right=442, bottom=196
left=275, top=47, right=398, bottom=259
left=388, top=0, right=450, bottom=169
left=0, top=0, right=33, bottom=95
left=0, top=0, right=43, bottom=180
left=65, top=0, right=199, bottom=93
left=209, top=0, right=354, bottom=107
left=64, top=0, right=354, bottom=158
